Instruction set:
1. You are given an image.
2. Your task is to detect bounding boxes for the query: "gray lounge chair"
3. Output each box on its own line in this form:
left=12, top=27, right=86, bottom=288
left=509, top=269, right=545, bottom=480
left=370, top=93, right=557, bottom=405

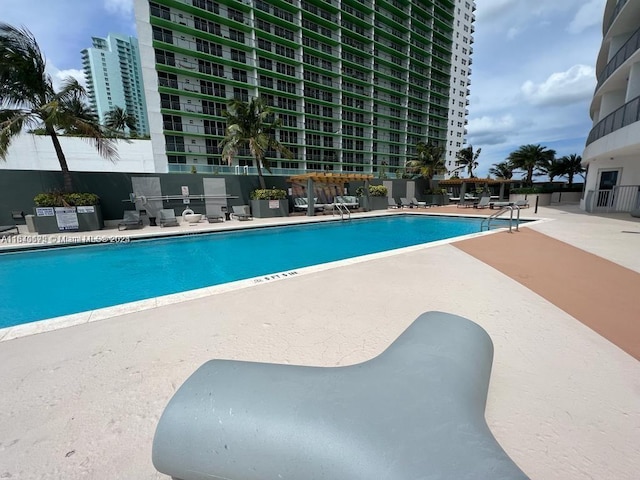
left=412, top=197, right=427, bottom=208
left=388, top=197, right=400, bottom=208
left=159, top=209, right=179, bottom=227
left=473, top=196, right=491, bottom=209
left=152, top=311, right=530, bottom=480
left=0, top=225, right=19, bottom=237
left=231, top=205, right=253, bottom=221
left=400, top=197, right=413, bottom=208
left=118, top=211, right=143, bottom=231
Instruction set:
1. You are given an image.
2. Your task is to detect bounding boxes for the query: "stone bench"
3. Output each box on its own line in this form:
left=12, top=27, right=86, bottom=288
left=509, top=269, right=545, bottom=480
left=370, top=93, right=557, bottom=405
left=152, top=311, right=529, bottom=480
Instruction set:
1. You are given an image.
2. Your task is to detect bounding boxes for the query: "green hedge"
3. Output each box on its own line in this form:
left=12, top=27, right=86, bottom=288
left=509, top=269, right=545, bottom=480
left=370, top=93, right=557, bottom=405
left=250, top=188, right=287, bottom=200
left=34, top=192, right=101, bottom=207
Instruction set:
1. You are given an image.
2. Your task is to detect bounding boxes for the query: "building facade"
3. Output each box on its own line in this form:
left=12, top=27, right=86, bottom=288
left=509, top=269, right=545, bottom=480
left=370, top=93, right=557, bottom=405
left=444, top=0, right=475, bottom=177
left=134, top=0, right=457, bottom=175
left=82, top=34, right=150, bottom=136
left=582, top=0, right=640, bottom=213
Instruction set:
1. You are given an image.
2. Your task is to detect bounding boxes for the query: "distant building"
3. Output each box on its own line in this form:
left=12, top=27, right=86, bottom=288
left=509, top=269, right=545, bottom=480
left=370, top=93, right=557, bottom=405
left=444, top=0, right=476, bottom=178
left=81, top=34, right=150, bottom=136
left=133, top=0, right=462, bottom=175
left=582, top=0, right=640, bottom=213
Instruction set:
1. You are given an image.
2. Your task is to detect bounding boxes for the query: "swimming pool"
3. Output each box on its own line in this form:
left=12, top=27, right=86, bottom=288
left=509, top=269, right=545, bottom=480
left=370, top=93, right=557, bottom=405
left=0, top=215, right=513, bottom=328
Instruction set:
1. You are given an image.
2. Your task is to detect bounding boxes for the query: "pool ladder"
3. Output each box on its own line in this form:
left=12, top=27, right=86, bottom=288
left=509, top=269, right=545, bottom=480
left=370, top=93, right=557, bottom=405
left=332, top=202, right=351, bottom=221
left=480, top=205, right=520, bottom=233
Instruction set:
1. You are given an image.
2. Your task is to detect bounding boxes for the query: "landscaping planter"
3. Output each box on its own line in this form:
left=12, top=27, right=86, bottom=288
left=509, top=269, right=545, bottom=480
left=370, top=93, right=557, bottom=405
left=250, top=199, right=289, bottom=218
left=33, top=205, right=104, bottom=234
left=368, top=196, right=389, bottom=210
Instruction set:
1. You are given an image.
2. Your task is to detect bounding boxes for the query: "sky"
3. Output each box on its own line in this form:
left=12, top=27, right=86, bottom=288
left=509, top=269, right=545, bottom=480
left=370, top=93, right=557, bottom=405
left=2, top=0, right=608, bottom=177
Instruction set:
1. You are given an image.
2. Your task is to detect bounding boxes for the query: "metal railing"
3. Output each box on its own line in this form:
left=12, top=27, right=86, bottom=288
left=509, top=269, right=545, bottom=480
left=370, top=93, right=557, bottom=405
left=585, top=185, right=640, bottom=212
left=586, top=94, right=640, bottom=145
left=481, top=206, right=520, bottom=233
left=331, top=202, right=351, bottom=220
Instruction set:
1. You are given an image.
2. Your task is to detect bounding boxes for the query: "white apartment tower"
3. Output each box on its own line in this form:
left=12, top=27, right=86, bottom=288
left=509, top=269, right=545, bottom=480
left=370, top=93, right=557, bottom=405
left=444, top=0, right=475, bottom=177
left=81, top=34, right=150, bottom=136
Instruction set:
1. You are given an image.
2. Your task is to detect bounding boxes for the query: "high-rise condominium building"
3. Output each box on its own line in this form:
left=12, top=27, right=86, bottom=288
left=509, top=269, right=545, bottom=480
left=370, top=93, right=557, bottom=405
left=82, top=34, right=150, bottom=136
left=581, top=0, right=640, bottom=214
left=444, top=0, right=475, bottom=177
left=134, top=0, right=457, bottom=175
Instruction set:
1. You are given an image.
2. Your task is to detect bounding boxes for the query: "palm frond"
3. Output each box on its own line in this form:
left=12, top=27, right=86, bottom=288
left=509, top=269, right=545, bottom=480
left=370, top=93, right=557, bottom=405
left=0, top=109, right=31, bottom=159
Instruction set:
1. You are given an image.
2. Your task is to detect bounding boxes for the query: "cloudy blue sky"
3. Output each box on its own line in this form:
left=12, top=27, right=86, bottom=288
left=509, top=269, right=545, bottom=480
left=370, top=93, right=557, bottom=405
left=3, top=0, right=607, bottom=176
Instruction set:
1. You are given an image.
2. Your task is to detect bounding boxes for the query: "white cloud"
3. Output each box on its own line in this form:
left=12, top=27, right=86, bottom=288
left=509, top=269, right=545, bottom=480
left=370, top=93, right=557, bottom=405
left=568, top=0, right=606, bottom=34
left=47, top=64, right=86, bottom=91
left=104, top=0, right=133, bottom=16
left=468, top=115, right=517, bottom=145
left=521, top=65, right=596, bottom=106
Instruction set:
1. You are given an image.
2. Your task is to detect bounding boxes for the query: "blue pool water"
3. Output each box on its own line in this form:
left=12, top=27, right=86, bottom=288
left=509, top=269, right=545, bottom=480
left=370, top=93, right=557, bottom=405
left=0, top=215, right=512, bottom=328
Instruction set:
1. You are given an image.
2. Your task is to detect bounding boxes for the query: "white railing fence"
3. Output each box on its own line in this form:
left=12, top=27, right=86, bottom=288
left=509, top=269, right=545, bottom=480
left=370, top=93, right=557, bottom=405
left=586, top=185, right=640, bottom=212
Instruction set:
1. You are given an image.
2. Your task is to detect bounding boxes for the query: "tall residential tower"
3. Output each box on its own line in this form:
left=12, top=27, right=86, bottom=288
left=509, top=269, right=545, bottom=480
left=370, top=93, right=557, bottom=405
left=134, top=0, right=457, bottom=175
left=444, top=0, right=475, bottom=177
left=82, top=34, right=150, bottom=136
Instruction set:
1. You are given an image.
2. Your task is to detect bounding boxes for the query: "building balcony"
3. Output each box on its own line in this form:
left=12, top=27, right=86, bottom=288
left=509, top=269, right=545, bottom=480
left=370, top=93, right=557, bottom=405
left=586, top=94, right=640, bottom=145
left=596, top=24, right=640, bottom=90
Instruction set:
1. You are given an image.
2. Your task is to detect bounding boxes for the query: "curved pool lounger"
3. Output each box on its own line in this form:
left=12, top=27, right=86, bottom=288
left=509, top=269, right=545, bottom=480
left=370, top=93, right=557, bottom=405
left=152, top=311, right=529, bottom=480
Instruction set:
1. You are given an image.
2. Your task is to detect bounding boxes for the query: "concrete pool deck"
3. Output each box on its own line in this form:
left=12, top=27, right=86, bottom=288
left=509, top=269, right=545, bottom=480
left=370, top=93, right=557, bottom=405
left=0, top=205, right=639, bottom=479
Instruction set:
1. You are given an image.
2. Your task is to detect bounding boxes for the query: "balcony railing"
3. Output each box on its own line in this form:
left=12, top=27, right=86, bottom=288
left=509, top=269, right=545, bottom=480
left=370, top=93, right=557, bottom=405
left=596, top=24, right=640, bottom=89
left=585, top=185, right=640, bottom=212
left=586, top=94, right=640, bottom=145
left=604, top=0, right=629, bottom=35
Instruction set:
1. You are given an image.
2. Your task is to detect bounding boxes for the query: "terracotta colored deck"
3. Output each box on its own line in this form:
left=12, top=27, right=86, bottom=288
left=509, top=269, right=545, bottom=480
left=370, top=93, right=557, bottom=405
left=454, top=228, right=640, bottom=360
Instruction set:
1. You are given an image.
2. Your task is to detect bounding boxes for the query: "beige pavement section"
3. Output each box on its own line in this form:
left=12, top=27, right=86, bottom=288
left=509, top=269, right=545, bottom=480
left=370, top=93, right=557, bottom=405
left=0, top=206, right=639, bottom=479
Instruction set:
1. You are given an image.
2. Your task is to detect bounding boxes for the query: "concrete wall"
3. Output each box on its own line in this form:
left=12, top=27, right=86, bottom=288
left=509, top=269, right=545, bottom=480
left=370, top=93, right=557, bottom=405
left=0, top=134, right=155, bottom=173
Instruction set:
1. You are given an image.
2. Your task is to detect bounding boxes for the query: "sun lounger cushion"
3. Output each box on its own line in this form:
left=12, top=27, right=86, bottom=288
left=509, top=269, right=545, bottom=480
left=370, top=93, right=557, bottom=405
left=0, top=225, right=19, bottom=236
left=152, top=311, right=529, bottom=480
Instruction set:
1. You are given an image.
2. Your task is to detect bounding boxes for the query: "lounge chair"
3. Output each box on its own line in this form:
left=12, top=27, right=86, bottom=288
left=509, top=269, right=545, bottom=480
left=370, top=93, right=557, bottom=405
left=231, top=205, right=253, bottom=221
left=473, top=197, right=491, bottom=209
left=334, top=195, right=359, bottom=208
left=412, top=197, right=427, bottom=208
left=293, top=198, right=324, bottom=212
left=206, top=214, right=224, bottom=223
left=388, top=197, right=400, bottom=209
left=0, top=225, right=19, bottom=237
left=400, top=197, right=413, bottom=208
left=514, top=199, right=529, bottom=208
left=151, top=312, right=530, bottom=480
left=118, top=210, right=143, bottom=231
left=457, top=193, right=479, bottom=208
left=159, top=209, right=180, bottom=227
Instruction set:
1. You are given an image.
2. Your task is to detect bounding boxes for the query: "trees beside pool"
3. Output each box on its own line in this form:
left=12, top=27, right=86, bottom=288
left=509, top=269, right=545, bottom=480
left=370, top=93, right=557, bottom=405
left=406, top=141, right=447, bottom=184
left=454, top=145, right=481, bottom=178
left=0, top=23, right=119, bottom=193
left=220, top=96, right=292, bottom=190
left=506, top=144, right=556, bottom=186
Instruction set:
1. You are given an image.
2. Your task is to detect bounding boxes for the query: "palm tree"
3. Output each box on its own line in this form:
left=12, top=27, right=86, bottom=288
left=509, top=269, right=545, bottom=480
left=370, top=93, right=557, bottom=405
left=488, top=161, right=513, bottom=180
left=557, top=154, right=585, bottom=188
left=536, top=157, right=565, bottom=183
left=0, top=23, right=117, bottom=192
left=454, top=145, right=481, bottom=177
left=506, top=144, right=556, bottom=186
left=105, top=106, right=137, bottom=137
left=405, top=141, right=446, bottom=184
left=220, top=96, right=292, bottom=189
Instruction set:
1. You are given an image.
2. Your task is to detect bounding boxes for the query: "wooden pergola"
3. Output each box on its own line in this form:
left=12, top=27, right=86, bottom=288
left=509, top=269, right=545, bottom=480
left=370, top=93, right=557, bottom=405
left=287, top=172, right=375, bottom=216
left=287, top=172, right=374, bottom=184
